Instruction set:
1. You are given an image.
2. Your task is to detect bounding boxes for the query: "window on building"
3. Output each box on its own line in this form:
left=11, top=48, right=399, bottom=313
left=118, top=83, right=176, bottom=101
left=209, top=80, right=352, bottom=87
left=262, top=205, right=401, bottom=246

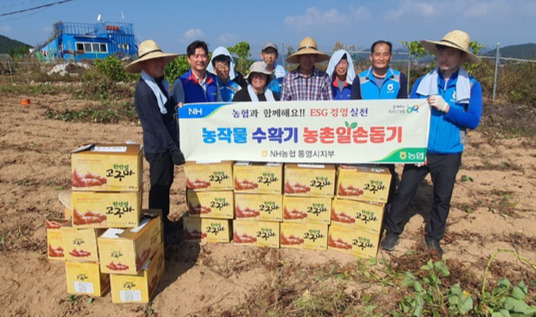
left=75, top=42, right=109, bottom=53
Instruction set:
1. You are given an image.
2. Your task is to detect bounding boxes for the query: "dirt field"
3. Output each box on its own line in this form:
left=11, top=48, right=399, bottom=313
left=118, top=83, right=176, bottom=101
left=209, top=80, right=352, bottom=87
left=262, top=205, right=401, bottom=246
left=0, top=94, right=535, bottom=316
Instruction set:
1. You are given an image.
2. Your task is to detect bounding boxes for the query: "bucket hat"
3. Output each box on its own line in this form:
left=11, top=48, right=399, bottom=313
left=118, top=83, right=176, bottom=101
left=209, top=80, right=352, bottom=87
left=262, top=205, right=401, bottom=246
left=420, top=30, right=480, bottom=64
left=125, top=40, right=179, bottom=73
left=245, top=61, right=272, bottom=79
left=286, top=37, right=330, bottom=64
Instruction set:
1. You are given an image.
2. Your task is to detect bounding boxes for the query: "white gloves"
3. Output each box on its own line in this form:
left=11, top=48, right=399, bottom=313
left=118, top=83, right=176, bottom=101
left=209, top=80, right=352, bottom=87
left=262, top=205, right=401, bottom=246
left=428, top=95, right=449, bottom=112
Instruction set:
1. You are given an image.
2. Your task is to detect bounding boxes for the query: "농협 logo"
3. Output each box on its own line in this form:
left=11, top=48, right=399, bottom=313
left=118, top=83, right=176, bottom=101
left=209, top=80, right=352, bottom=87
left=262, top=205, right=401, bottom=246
left=387, top=83, right=394, bottom=91
left=399, top=152, right=407, bottom=160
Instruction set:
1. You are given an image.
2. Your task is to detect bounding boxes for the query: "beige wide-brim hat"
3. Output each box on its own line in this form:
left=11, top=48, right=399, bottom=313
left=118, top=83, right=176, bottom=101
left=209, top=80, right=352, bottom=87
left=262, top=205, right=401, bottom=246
left=245, top=61, right=272, bottom=80
left=420, top=30, right=481, bottom=64
left=125, top=40, right=179, bottom=73
left=286, top=37, right=330, bottom=64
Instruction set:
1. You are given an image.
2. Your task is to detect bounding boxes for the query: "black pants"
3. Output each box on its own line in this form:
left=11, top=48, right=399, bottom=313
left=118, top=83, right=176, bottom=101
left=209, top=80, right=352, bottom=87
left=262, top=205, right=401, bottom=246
left=381, top=164, right=399, bottom=206
left=384, top=153, right=462, bottom=241
left=145, top=152, right=174, bottom=226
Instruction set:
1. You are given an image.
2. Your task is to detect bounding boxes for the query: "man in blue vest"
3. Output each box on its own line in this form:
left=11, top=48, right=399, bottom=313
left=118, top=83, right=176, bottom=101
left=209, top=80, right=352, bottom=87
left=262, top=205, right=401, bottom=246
left=172, top=40, right=221, bottom=104
left=380, top=30, right=482, bottom=258
left=351, top=40, right=407, bottom=99
left=350, top=40, right=408, bottom=213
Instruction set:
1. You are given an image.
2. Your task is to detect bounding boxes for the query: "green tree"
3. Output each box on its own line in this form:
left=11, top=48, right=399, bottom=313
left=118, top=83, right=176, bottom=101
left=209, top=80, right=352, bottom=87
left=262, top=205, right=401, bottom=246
left=401, top=40, right=428, bottom=59
left=165, top=55, right=190, bottom=83
left=227, top=41, right=251, bottom=74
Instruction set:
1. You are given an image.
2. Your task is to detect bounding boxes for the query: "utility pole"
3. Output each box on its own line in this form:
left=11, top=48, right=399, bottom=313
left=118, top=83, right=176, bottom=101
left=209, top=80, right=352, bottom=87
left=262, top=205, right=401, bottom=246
left=492, top=42, right=500, bottom=102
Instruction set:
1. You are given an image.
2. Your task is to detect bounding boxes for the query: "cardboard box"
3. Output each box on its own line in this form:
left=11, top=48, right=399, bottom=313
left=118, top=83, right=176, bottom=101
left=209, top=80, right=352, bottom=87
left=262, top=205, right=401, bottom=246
left=110, top=245, right=165, bottom=303
left=65, top=261, right=110, bottom=297
left=280, top=222, right=328, bottom=251
left=331, top=198, right=385, bottom=234
left=46, top=218, right=70, bottom=261
left=71, top=191, right=142, bottom=228
left=183, top=161, right=233, bottom=191
left=336, top=165, right=392, bottom=203
left=233, top=162, right=283, bottom=194
left=71, top=144, right=143, bottom=192
left=233, top=220, right=280, bottom=248
left=62, top=224, right=105, bottom=262
left=186, top=190, right=234, bottom=219
left=282, top=196, right=331, bottom=224
left=183, top=217, right=231, bottom=243
left=234, top=193, right=283, bottom=222
left=328, top=223, right=380, bottom=259
left=284, top=164, right=336, bottom=197
left=98, top=210, right=162, bottom=275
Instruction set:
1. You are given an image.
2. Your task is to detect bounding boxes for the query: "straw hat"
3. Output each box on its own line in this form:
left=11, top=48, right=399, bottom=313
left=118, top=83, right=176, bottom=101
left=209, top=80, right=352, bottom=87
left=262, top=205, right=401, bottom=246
left=286, top=37, right=330, bottom=64
left=245, top=61, right=272, bottom=79
left=420, top=30, right=480, bottom=64
left=125, top=40, right=179, bottom=73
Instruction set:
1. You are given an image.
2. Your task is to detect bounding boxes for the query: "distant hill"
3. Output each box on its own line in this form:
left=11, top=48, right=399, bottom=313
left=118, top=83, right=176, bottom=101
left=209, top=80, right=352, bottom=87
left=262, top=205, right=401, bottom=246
left=484, top=43, right=536, bottom=59
left=0, top=34, right=32, bottom=54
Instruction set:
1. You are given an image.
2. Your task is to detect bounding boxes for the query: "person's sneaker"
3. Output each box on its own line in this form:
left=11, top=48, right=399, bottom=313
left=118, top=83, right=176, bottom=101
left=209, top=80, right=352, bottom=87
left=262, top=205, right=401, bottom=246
left=424, top=236, right=443, bottom=257
left=381, top=232, right=399, bottom=251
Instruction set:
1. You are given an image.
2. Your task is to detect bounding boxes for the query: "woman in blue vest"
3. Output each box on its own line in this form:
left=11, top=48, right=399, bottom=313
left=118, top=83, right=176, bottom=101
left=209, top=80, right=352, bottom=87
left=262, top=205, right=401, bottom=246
left=381, top=30, right=483, bottom=258
left=326, top=49, right=356, bottom=100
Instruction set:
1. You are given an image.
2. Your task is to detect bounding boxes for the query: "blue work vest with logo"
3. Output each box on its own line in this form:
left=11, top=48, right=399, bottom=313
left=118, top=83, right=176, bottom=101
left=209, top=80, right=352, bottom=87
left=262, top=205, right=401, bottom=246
left=358, top=67, right=402, bottom=99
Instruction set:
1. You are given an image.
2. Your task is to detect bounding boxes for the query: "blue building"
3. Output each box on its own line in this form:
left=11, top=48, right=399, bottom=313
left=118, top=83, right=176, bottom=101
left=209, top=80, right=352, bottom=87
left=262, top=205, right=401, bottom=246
left=38, top=21, right=137, bottom=61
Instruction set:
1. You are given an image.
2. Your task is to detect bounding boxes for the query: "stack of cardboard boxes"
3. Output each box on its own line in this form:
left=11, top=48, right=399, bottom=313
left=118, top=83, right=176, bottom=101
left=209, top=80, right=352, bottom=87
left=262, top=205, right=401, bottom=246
left=281, top=164, right=335, bottom=251
left=182, top=161, right=235, bottom=243
left=233, top=162, right=283, bottom=248
left=329, top=165, right=392, bottom=259
left=46, top=143, right=165, bottom=303
left=183, top=161, right=391, bottom=260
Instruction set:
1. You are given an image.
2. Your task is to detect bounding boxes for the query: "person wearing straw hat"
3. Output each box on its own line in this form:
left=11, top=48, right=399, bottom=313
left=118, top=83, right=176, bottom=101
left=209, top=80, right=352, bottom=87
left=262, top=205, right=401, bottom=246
left=125, top=39, right=185, bottom=245
left=381, top=30, right=483, bottom=257
left=280, top=37, right=332, bottom=101
left=326, top=49, right=356, bottom=100
left=232, top=61, right=279, bottom=102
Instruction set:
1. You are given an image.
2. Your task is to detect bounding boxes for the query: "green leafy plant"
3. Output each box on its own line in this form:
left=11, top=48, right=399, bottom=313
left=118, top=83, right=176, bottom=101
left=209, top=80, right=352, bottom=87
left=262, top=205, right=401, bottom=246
left=480, top=249, right=536, bottom=316
left=398, top=260, right=456, bottom=316
left=165, top=55, right=189, bottom=83
left=95, top=55, right=128, bottom=82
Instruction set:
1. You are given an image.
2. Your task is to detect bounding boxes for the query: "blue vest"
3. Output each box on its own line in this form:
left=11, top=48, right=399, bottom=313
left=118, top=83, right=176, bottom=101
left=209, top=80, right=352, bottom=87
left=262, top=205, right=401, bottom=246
left=358, top=67, right=402, bottom=99
left=411, top=71, right=480, bottom=154
left=331, top=76, right=352, bottom=100
left=180, top=69, right=219, bottom=103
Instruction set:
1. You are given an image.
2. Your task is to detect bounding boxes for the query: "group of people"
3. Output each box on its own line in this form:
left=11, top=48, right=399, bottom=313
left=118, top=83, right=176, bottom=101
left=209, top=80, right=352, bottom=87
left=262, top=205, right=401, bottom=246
left=125, top=29, right=483, bottom=257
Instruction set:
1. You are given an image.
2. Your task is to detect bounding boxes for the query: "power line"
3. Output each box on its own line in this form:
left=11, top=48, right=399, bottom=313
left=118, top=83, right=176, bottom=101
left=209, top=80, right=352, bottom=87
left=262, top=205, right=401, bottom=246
left=0, top=0, right=76, bottom=18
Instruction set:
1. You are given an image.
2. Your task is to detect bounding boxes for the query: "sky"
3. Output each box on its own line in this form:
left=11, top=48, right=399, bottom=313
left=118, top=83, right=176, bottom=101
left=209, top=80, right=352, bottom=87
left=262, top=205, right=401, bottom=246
left=1, top=0, right=535, bottom=56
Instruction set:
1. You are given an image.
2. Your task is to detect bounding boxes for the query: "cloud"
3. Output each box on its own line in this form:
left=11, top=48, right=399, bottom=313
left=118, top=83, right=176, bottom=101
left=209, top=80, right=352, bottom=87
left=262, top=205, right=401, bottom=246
left=385, top=1, right=436, bottom=20
left=218, top=33, right=238, bottom=44
left=184, top=28, right=204, bottom=39
left=1, top=25, right=12, bottom=34
left=351, top=6, right=372, bottom=20
left=284, top=7, right=350, bottom=28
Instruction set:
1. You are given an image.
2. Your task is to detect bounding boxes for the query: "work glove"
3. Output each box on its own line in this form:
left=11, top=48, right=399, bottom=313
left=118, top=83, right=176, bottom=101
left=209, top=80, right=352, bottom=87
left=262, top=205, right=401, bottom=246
left=172, top=151, right=185, bottom=165
left=427, top=95, right=449, bottom=112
